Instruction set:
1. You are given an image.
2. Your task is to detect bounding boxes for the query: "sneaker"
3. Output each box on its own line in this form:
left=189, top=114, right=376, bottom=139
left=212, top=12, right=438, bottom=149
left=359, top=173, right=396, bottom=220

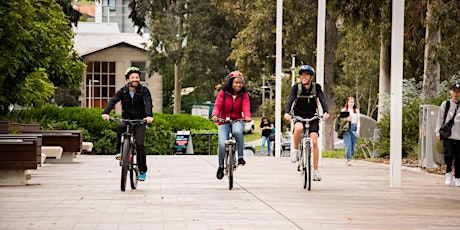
left=238, top=158, right=246, bottom=166
left=115, top=152, right=121, bottom=160
left=290, top=149, right=299, bottom=163
left=216, top=167, right=224, bottom=180
left=138, top=172, right=146, bottom=181
left=445, top=172, right=453, bottom=186
left=455, top=178, right=460, bottom=187
left=313, top=170, right=322, bottom=181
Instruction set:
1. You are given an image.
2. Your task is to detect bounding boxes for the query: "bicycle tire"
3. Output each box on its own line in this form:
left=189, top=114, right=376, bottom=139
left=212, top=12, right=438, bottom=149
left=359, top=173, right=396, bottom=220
left=305, top=141, right=312, bottom=191
left=227, top=144, right=234, bottom=190
left=129, top=144, right=138, bottom=189
left=300, top=141, right=307, bottom=189
left=120, top=138, right=130, bottom=192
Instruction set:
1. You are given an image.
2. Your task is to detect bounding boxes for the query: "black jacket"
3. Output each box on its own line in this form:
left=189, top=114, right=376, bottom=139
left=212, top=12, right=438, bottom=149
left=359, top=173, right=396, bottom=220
left=102, top=84, right=153, bottom=119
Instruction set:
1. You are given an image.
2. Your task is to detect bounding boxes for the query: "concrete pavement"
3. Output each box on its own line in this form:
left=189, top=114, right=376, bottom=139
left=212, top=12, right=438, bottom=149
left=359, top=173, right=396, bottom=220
left=0, top=155, right=459, bottom=230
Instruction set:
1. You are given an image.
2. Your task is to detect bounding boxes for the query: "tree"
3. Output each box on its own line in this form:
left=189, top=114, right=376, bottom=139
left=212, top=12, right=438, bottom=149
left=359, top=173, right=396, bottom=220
left=0, top=0, right=85, bottom=117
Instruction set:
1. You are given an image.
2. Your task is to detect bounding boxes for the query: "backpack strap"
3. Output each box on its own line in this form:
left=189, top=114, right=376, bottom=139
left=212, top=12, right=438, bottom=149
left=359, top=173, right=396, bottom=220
left=443, top=99, right=451, bottom=124
left=290, top=82, right=318, bottom=114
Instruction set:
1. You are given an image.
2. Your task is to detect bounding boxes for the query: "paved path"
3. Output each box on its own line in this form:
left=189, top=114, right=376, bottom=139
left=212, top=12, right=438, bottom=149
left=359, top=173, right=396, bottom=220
left=0, top=155, right=459, bottom=230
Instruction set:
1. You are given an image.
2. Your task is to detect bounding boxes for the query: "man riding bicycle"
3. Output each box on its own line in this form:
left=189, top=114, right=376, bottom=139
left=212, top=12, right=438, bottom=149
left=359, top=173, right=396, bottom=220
left=284, top=65, right=330, bottom=181
left=102, top=66, right=154, bottom=181
left=211, top=71, right=252, bottom=180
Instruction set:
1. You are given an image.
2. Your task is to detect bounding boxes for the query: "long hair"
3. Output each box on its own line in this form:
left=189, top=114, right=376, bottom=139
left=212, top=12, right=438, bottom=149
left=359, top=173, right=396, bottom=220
left=260, top=116, right=271, bottom=126
left=343, top=96, right=358, bottom=113
left=221, top=77, right=247, bottom=94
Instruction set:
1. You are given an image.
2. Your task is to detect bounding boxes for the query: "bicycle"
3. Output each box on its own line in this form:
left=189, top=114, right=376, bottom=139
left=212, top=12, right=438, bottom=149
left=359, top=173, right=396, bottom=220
left=292, top=114, right=321, bottom=190
left=214, top=118, right=246, bottom=190
left=109, top=117, right=146, bottom=192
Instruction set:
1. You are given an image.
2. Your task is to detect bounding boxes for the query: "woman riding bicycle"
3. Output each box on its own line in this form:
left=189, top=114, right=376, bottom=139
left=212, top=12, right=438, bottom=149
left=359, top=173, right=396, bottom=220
left=101, top=66, right=154, bottom=181
left=284, top=65, right=330, bottom=181
left=211, top=71, right=251, bottom=180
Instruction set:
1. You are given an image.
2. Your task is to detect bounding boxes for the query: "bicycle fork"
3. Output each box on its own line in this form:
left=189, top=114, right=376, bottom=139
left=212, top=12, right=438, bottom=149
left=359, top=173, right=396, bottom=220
left=224, top=140, right=237, bottom=175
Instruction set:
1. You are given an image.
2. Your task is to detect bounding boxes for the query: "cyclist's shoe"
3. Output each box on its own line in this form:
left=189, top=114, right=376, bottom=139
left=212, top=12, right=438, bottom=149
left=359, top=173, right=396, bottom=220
left=290, top=149, right=299, bottom=163
left=216, top=167, right=224, bottom=180
left=115, top=152, right=121, bottom=160
left=138, top=172, right=146, bottom=181
left=445, top=172, right=453, bottom=186
left=313, top=170, right=322, bottom=181
left=238, top=158, right=246, bottom=166
left=455, top=178, right=460, bottom=187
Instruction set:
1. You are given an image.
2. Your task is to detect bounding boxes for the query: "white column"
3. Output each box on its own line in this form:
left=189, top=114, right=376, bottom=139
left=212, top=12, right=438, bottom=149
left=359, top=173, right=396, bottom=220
left=275, top=0, right=283, bottom=157
left=390, top=0, right=405, bottom=188
left=316, top=0, right=326, bottom=166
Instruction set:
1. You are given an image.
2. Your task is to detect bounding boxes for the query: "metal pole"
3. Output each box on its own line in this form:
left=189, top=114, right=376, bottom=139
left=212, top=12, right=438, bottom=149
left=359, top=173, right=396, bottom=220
left=316, top=0, right=326, bottom=166
left=88, top=80, right=92, bottom=108
left=390, top=0, right=404, bottom=189
left=275, top=0, right=283, bottom=157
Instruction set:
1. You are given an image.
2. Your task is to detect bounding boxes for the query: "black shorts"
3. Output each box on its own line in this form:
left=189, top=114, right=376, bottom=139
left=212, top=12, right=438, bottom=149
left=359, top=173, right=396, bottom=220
left=294, top=119, right=319, bottom=135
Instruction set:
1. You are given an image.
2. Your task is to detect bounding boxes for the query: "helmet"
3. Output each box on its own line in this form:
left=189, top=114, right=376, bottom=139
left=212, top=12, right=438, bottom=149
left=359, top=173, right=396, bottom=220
left=125, top=66, right=141, bottom=79
left=228, top=71, right=244, bottom=79
left=298, top=65, right=315, bottom=76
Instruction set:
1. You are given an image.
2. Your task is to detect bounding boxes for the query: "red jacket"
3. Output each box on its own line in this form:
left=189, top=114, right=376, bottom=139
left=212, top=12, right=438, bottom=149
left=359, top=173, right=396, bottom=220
left=211, top=90, right=251, bottom=124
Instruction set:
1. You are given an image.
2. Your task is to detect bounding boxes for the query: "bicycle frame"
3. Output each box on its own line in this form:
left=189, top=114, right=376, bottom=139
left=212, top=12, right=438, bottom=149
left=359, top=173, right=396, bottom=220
left=292, top=115, right=320, bottom=190
left=110, top=118, right=146, bottom=192
left=215, top=118, right=245, bottom=190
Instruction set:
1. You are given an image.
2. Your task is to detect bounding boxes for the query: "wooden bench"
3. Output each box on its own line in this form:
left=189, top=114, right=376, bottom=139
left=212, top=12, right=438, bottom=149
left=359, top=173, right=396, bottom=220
left=0, top=134, right=43, bottom=167
left=21, top=130, right=83, bottom=163
left=0, top=135, right=40, bottom=185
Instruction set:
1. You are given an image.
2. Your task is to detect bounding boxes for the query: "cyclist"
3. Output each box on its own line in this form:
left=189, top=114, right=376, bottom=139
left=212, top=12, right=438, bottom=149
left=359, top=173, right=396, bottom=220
left=101, top=66, right=154, bottom=181
left=284, top=65, right=330, bottom=181
left=211, top=71, right=252, bottom=180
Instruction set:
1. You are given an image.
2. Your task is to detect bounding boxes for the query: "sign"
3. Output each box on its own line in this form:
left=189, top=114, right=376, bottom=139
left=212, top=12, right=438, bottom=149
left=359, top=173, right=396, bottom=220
left=173, top=131, right=194, bottom=155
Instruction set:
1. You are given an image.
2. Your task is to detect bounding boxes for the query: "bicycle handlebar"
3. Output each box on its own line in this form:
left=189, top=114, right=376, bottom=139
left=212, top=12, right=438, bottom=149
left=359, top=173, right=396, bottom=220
left=109, top=117, right=147, bottom=125
left=212, top=118, right=248, bottom=123
left=291, top=115, right=322, bottom=123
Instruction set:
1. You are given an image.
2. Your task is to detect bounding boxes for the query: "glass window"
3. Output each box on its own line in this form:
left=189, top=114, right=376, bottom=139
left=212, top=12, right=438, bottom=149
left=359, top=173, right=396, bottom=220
left=85, top=61, right=116, bottom=109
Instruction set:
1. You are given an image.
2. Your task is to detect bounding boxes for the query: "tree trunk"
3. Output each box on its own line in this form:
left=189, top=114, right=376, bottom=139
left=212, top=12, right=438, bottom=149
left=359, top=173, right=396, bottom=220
left=323, top=14, right=338, bottom=151
left=377, top=36, right=391, bottom=121
left=173, top=63, right=182, bottom=114
left=422, top=0, right=441, bottom=102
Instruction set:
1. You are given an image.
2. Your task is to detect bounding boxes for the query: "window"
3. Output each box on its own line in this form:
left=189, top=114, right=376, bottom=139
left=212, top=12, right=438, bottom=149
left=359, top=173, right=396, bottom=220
left=102, top=0, right=116, bottom=11
left=131, top=61, right=147, bottom=81
left=86, top=62, right=116, bottom=110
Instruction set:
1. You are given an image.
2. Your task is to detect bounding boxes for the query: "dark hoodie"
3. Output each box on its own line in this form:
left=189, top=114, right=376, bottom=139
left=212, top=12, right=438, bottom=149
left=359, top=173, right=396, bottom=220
left=103, top=83, right=153, bottom=119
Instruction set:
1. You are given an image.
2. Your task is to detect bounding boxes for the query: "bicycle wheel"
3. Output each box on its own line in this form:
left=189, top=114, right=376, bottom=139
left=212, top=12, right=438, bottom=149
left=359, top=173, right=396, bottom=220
left=305, top=141, right=312, bottom=191
left=120, top=138, right=130, bottom=192
left=227, top=144, right=234, bottom=190
left=129, top=145, right=139, bottom=189
left=300, top=141, right=307, bottom=189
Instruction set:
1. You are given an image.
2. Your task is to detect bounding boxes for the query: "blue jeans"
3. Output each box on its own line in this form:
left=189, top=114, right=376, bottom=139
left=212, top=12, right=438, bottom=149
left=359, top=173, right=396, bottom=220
left=217, top=121, right=245, bottom=167
left=261, top=136, right=271, bottom=155
left=343, top=123, right=358, bottom=160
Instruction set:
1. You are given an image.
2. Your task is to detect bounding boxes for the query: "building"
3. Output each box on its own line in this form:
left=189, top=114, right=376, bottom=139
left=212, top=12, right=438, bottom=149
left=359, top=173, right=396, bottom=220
left=73, top=22, right=162, bottom=113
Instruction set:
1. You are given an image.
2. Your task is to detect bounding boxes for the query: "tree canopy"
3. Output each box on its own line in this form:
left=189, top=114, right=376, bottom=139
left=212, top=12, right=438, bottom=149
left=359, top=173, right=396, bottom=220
left=0, top=0, right=85, bottom=116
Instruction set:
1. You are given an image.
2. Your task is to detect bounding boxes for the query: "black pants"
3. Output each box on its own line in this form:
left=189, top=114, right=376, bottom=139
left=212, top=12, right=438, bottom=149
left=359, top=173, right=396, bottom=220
left=116, top=122, right=148, bottom=173
left=443, top=139, right=460, bottom=178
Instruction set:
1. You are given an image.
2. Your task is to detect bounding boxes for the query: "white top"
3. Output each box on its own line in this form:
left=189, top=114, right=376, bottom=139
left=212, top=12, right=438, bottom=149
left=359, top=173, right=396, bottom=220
left=341, top=108, right=360, bottom=124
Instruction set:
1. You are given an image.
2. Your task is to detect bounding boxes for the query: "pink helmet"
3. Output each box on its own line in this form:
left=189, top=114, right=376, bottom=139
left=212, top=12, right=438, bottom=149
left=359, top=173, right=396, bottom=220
left=228, top=71, right=244, bottom=79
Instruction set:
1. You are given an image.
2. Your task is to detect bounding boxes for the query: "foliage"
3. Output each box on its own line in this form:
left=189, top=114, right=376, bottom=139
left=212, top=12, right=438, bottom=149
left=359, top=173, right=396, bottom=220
left=9, top=106, right=219, bottom=155
left=0, top=0, right=85, bottom=117
left=54, top=87, right=82, bottom=107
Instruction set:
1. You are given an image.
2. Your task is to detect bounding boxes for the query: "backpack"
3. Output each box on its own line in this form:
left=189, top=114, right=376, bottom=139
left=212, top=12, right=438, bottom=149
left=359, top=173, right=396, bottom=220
left=290, top=82, right=318, bottom=114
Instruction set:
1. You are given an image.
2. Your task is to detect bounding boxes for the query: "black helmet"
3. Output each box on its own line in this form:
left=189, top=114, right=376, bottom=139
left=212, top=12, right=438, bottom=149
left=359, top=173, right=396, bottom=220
left=124, top=66, right=141, bottom=79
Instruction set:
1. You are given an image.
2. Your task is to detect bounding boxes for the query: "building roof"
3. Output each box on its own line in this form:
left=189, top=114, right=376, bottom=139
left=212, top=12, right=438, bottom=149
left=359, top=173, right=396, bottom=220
left=73, top=22, right=150, bottom=56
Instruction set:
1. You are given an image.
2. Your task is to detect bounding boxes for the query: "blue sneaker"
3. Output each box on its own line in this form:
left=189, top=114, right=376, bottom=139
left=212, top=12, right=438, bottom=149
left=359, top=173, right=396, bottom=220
left=115, top=152, right=121, bottom=160
left=138, top=172, right=146, bottom=181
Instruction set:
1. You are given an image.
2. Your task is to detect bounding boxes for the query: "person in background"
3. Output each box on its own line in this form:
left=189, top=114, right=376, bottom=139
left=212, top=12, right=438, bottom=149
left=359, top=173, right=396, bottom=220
left=435, top=83, right=460, bottom=187
left=341, top=97, right=360, bottom=166
left=211, top=71, right=252, bottom=180
left=260, top=117, right=274, bottom=156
